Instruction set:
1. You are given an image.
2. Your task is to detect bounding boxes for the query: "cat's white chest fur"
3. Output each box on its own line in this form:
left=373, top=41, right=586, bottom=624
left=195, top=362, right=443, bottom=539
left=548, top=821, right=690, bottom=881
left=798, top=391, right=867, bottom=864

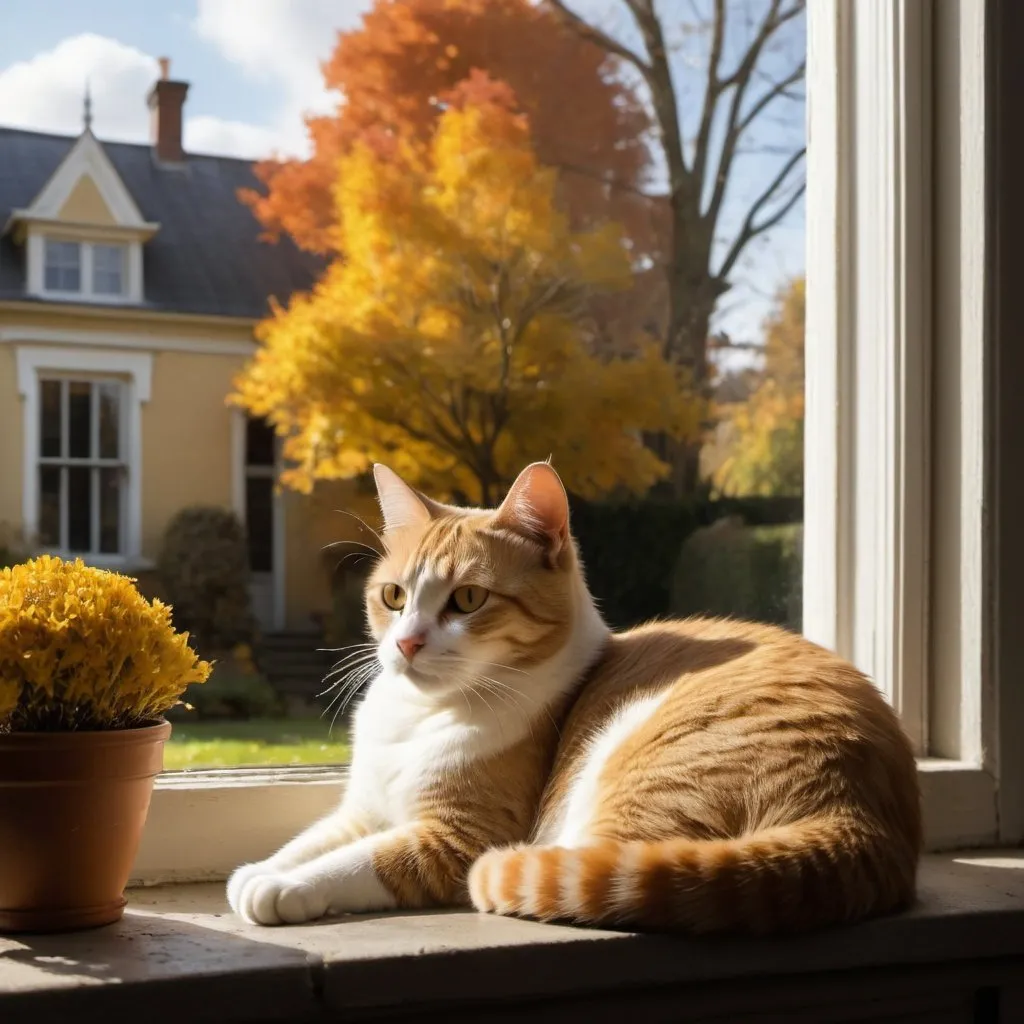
left=344, top=670, right=516, bottom=826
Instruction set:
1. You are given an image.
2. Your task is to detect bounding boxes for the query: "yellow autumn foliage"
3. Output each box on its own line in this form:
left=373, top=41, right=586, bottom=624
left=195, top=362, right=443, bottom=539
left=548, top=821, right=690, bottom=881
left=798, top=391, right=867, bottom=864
left=0, top=556, right=210, bottom=732
left=714, top=278, right=805, bottom=497
left=232, top=82, right=698, bottom=504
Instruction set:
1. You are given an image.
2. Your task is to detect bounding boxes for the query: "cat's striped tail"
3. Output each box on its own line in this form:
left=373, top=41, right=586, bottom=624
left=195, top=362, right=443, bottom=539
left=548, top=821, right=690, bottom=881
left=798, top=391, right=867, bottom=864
left=467, top=818, right=917, bottom=933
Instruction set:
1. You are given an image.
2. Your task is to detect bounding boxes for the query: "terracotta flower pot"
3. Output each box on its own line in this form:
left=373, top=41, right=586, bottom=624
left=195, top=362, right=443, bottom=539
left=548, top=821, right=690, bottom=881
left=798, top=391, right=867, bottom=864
left=0, top=719, right=171, bottom=933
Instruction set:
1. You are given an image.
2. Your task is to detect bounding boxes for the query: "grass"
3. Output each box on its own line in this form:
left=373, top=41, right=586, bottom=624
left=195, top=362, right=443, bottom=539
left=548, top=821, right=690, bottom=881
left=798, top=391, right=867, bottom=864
left=164, top=716, right=351, bottom=771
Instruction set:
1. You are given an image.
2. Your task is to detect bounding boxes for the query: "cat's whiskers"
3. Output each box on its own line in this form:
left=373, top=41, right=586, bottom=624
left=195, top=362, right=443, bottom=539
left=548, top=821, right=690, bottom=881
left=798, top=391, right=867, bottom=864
left=442, top=654, right=528, bottom=676
left=473, top=673, right=562, bottom=739
left=323, top=652, right=378, bottom=692
left=321, top=649, right=380, bottom=686
left=328, top=508, right=389, bottom=556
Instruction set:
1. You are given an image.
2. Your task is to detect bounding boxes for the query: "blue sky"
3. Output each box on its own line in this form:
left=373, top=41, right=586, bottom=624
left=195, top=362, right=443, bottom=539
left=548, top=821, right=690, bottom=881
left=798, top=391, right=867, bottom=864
left=0, top=0, right=805, bottom=348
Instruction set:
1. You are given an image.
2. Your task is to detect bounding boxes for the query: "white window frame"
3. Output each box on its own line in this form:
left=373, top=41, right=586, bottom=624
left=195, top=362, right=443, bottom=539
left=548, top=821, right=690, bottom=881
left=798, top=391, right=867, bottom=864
left=35, top=235, right=133, bottom=303
left=806, top=0, right=1016, bottom=850
left=130, top=0, right=1019, bottom=886
left=36, top=375, right=128, bottom=557
left=16, top=346, right=152, bottom=571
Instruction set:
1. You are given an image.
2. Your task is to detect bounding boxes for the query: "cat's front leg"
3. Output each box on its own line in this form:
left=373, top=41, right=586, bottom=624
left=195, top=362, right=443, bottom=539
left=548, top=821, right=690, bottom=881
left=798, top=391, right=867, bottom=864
left=226, top=806, right=374, bottom=916
left=235, top=819, right=478, bottom=926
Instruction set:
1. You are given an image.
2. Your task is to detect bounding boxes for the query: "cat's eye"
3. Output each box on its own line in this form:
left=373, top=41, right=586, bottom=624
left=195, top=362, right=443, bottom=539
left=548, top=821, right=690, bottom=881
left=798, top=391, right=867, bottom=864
left=449, top=585, right=488, bottom=614
left=382, top=583, right=406, bottom=611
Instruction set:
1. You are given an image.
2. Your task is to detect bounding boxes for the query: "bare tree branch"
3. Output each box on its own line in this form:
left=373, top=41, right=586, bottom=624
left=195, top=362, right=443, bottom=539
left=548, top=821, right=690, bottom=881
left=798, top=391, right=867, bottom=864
left=556, top=159, right=657, bottom=200
left=716, top=145, right=806, bottom=280
left=707, top=0, right=805, bottom=226
left=693, top=0, right=728, bottom=187
left=736, top=59, right=806, bottom=136
left=545, top=0, right=652, bottom=78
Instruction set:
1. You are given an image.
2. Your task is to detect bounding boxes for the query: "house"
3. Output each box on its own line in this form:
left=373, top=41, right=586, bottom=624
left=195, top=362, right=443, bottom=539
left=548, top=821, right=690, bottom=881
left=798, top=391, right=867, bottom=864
left=0, top=62, right=361, bottom=642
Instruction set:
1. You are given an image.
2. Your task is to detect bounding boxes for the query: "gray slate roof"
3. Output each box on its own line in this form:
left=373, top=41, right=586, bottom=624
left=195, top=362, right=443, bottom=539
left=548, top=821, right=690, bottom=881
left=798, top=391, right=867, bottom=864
left=0, top=127, right=323, bottom=319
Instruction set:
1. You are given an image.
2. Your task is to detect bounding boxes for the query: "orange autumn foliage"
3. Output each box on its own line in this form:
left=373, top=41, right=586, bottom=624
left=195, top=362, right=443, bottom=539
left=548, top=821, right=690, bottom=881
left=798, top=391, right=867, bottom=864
left=242, top=0, right=653, bottom=257
left=713, top=278, right=805, bottom=497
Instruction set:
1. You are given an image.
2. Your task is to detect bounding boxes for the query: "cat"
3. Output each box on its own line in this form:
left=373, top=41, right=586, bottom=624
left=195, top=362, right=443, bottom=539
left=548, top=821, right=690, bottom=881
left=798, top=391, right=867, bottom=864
left=227, top=461, right=921, bottom=932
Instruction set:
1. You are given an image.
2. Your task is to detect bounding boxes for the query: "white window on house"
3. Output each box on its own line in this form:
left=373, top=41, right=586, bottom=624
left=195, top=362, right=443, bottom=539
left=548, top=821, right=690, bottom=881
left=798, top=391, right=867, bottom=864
left=36, top=377, right=125, bottom=556
left=40, top=239, right=128, bottom=300
left=43, top=239, right=81, bottom=293
left=91, top=243, right=125, bottom=296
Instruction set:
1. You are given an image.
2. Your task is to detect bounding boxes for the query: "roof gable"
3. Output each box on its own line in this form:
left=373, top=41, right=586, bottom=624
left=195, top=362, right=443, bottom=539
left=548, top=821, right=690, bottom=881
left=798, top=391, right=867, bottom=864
left=56, top=174, right=118, bottom=226
left=17, top=129, right=152, bottom=229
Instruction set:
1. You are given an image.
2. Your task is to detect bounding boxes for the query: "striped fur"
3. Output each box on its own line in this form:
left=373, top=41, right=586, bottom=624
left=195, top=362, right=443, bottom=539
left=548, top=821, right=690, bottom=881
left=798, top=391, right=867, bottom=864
left=227, top=462, right=921, bottom=933
left=469, top=820, right=916, bottom=933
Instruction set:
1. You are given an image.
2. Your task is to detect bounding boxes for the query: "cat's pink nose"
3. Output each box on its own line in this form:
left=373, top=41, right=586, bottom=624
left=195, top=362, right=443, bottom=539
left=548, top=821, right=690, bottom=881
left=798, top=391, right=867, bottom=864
left=397, top=633, right=427, bottom=662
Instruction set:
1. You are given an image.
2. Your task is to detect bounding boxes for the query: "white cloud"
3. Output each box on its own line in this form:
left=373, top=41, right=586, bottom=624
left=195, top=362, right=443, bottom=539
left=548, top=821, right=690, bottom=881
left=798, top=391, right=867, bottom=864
left=192, top=0, right=369, bottom=155
left=0, top=32, right=305, bottom=160
left=184, top=115, right=287, bottom=160
left=0, top=34, right=157, bottom=142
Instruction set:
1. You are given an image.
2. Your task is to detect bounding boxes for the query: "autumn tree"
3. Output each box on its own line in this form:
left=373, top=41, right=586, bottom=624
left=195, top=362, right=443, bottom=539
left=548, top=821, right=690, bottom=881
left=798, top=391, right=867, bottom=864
left=233, top=82, right=696, bottom=506
left=713, top=277, right=804, bottom=497
left=243, top=0, right=653, bottom=258
left=547, top=0, right=806, bottom=488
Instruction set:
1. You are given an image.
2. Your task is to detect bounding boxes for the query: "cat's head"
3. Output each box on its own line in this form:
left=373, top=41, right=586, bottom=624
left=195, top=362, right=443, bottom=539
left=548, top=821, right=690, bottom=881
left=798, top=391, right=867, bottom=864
left=364, top=462, right=593, bottom=697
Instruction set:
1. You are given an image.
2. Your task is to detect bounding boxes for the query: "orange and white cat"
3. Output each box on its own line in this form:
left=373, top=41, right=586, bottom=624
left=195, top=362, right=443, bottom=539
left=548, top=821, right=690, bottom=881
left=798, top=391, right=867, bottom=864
left=227, top=462, right=921, bottom=932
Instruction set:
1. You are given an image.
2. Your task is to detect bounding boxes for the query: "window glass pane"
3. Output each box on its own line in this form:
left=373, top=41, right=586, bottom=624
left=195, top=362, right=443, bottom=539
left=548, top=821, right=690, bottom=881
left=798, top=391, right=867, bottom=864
left=39, top=380, right=62, bottom=458
left=246, top=475, right=273, bottom=573
left=98, top=382, right=120, bottom=459
left=67, top=466, right=92, bottom=553
left=99, top=468, right=121, bottom=554
left=38, top=466, right=61, bottom=547
left=43, top=240, right=81, bottom=292
left=92, top=244, right=125, bottom=296
left=67, top=382, right=92, bottom=459
left=167, top=1, right=806, bottom=773
left=245, top=417, right=276, bottom=467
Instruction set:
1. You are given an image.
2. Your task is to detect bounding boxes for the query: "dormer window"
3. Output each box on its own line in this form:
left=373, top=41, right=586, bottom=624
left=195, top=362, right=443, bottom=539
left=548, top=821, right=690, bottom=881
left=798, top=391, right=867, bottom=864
left=41, top=238, right=128, bottom=300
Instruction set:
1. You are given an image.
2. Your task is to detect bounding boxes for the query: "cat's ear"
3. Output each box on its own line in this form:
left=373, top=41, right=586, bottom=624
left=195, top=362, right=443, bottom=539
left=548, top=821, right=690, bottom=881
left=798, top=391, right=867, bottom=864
left=493, top=462, right=570, bottom=561
left=373, top=464, right=440, bottom=532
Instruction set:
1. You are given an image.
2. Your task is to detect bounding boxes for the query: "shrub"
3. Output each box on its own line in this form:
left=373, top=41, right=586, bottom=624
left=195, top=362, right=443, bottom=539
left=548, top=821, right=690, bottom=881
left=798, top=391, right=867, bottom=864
left=670, top=520, right=802, bottom=628
left=175, top=643, right=279, bottom=720
left=569, top=498, right=699, bottom=628
left=158, top=506, right=254, bottom=654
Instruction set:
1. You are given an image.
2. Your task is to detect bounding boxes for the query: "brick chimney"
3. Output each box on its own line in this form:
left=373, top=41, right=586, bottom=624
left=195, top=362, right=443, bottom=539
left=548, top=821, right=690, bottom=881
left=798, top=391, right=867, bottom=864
left=147, top=57, right=189, bottom=163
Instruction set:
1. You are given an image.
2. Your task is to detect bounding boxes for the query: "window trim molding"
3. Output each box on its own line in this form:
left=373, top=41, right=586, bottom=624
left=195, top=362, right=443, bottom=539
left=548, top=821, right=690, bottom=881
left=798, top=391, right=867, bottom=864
left=0, top=324, right=256, bottom=357
left=988, top=0, right=1024, bottom=847
left=28, top=232, right=141, bottom=305
left=805, top=0, right=933, bottom=753
left=15, top=345, right=152, bottom=567
left=806, top=0, right=1015, bottom=849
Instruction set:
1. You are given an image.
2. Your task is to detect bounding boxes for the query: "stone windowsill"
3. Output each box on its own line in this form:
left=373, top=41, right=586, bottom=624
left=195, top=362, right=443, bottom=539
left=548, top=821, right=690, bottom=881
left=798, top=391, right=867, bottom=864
left=2, top=851, right=1024, bottom=1023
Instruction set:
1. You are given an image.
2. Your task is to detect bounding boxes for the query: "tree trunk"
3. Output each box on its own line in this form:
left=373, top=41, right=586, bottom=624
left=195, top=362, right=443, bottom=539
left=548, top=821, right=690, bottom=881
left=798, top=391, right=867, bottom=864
left=660, top=280, right=718, bottom=498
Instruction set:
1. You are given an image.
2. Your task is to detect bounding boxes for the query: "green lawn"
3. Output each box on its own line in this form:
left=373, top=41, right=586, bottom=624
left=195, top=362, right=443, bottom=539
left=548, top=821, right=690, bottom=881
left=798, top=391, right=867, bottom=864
left=164, top=717, right=351, bottom=771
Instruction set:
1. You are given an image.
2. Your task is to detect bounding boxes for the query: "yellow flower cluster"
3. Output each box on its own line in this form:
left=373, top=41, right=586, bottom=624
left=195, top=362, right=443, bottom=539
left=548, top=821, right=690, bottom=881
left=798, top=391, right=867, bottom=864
left=0, top=556, right=211, bottom=731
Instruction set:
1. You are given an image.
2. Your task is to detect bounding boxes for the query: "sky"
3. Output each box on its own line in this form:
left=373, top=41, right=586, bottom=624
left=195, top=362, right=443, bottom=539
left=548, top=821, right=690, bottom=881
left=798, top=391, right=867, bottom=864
left=0, top=0, right=805, bottom=348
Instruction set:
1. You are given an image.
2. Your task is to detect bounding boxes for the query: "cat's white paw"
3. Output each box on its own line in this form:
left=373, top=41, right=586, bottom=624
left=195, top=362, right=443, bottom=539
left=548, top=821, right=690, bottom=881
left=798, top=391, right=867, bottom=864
left=227, top=861, right=277, bottom=914
left=236, top=871, right=327, bottom=926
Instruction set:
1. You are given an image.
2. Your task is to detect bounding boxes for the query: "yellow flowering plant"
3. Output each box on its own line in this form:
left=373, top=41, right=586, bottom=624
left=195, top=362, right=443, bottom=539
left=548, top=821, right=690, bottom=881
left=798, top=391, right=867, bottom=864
left=0, top=556, right=211, bottom=732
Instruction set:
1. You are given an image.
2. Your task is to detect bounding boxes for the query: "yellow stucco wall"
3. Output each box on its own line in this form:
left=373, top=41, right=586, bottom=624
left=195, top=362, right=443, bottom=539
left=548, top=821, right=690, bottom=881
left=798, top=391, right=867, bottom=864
left=56, top=175, right=117, bottom=225
left=141, top=349, right=242, bottom=558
